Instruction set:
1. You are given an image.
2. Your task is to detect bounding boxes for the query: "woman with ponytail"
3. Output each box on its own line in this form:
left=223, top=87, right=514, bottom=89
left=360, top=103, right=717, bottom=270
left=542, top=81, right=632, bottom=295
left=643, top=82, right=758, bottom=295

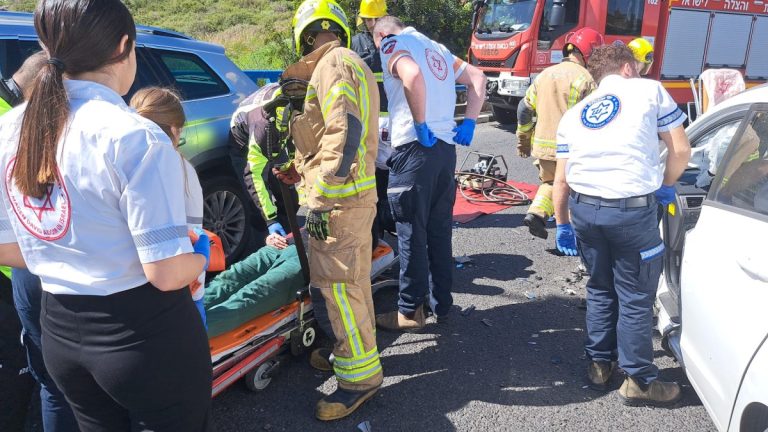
left=0, top=1, right=212, bottom=430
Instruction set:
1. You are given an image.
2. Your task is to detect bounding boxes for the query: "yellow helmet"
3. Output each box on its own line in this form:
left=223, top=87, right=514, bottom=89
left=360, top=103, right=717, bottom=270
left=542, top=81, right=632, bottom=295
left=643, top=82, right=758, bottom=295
left=359, top=0, right=386, bottom=18
left=292, top=0, right=351, bottom=55
left=628, top=37, right=654, bottom=64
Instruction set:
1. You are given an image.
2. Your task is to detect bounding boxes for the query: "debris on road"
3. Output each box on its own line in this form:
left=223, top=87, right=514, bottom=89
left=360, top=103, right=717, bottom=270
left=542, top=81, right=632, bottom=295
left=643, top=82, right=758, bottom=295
left=456, top=263, right=464, bottom=269
left=455, top=255, right=474, bottom=264
left=524, top=291, right=537, bottom=300
left=564, top=288, right=577, bottom=296
left=481, top=318, right=493, bottom=327
left=461, top=305, right=476, bottom=316
left=550, top=355, right=562, bottom=365
left=357, top=420, right=372, bottom=432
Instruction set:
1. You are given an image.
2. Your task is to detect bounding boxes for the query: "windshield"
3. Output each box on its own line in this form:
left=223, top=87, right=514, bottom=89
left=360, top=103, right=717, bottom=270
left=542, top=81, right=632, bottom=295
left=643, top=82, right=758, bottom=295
left=477, top=0, right=536, bottom=34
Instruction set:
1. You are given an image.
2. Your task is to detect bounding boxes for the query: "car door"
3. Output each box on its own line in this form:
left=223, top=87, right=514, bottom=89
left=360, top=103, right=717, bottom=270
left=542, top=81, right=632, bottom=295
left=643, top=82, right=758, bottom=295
left=661, top=109, right=745, bottom=316
left=680, top=104, right=768, bottom=431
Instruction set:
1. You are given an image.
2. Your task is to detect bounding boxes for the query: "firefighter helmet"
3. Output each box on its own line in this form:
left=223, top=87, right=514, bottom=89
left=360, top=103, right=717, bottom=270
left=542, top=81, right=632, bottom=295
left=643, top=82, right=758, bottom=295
left=292, top=0, right=351, bottom=55
left=359, top=0, right=387, bottom=18
left=562, top=27, right=604, bottom=63
left=628, top=37, right=654, bottom=75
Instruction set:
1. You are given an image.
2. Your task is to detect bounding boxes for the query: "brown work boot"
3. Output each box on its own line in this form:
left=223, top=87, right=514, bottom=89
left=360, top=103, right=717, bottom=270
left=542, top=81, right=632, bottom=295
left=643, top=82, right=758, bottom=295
left=375, top=307, right=425, bottom=332
left=310, top=348, right=333, bottom=372
left=618, top=376, right=682, bottom=407
left=524, top=213, right=548, bottom=239
left=316, top=386, right=380, bottom=421
left=587, top=361, right=615, bottom=391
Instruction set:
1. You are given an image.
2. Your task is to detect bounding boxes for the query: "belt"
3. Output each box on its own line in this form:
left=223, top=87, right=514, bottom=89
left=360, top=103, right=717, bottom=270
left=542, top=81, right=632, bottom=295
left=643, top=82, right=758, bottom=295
left=570, top=191, right=655, bottom=208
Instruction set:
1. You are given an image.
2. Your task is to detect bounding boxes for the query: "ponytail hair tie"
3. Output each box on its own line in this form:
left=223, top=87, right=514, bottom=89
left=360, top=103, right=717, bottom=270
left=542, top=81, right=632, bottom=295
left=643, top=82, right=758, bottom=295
left=46, top=57, right=65, bottom=71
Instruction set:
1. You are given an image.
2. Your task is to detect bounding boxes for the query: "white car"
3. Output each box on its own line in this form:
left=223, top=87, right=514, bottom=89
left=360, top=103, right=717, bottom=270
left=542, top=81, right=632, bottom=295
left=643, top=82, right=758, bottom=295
left=657, top=84, right=768, bottom=432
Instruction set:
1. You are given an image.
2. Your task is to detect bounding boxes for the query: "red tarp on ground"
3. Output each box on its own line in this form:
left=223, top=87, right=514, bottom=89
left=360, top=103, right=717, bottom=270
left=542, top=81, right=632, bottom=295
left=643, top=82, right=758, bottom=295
left=452, top=181, right=538, bottom=224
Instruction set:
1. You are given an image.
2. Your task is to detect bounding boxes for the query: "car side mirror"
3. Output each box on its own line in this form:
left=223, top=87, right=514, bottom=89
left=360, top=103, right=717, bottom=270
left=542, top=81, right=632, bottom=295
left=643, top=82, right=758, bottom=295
left=550, top=1, right=566, bottom=27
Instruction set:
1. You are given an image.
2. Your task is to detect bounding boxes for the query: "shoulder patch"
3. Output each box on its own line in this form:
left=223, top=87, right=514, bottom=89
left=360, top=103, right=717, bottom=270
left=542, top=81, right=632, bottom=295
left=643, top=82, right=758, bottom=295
left=382, top=40, right=397, bottom=55
left=581, top=95, right=620, bottom=129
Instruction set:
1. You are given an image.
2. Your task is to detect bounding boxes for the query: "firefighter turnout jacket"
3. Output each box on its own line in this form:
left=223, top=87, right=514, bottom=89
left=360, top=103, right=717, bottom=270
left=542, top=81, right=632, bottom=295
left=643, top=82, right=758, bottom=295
left=283, top=41, right=379, bottom=211
left=518, top=60, right=595, bottom=160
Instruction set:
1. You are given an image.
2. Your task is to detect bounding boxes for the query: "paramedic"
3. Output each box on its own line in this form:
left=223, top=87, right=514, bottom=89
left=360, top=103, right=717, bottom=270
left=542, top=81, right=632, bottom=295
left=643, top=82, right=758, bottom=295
left=282, top=0, right=382, bottom=420
left=0, top=1, right=213, bottom=430
left=628, top=37, right=654, bottom=77
left=2, top=52, right=80, bottom=432
left=351, top=0, right=396, bottom=242
left=552, top=44, right=691, bottom=405
left=230, top=83, right=299, bottom=237
left=516, top=27, right=603, bottom=243
left=371, top=16, right=486, bottom=331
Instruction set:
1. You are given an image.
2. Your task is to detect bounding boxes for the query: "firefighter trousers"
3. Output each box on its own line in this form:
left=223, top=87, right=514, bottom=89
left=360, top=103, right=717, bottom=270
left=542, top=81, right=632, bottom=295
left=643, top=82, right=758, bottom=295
left=527, top=158, right=556, bottom=219
left=309, top=206, right=383, bottom=392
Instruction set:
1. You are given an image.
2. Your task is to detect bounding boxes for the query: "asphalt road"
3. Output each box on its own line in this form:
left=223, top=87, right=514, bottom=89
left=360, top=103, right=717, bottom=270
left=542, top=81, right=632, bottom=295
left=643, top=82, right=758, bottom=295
left=209, top=122, right=717, bottom=432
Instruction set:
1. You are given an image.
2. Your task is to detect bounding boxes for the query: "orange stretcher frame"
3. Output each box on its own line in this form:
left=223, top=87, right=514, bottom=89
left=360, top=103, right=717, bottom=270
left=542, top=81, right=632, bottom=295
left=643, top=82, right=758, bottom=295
left=208, top=240, right=398, bottom=398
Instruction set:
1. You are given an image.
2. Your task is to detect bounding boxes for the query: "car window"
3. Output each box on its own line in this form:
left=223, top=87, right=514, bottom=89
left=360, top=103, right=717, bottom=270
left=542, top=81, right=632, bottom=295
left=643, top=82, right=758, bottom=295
left=711, top=110, right=768, bottom=216
left=153, top=49, right=229, bottom=100
left=0, top=39, right=42, bottom=78
left=123, top=48, right=169, bottom=102
left=691, top=120, right=741, bottom=177
left=606, top=0, right=644, bottom=36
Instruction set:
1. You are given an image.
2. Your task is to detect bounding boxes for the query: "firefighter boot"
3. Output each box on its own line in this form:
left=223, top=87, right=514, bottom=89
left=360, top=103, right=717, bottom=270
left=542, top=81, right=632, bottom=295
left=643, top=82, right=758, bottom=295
left=587, top=361, right=615, bottom=391
left=310, top=347, right=334, bottom=372
left=618, top=376, right=682, bottom=407
left=375, top=307, right=425, bottom=332
left=524, top=213, right=549, bottom=239
left=316, top=386, right=381, bottom=421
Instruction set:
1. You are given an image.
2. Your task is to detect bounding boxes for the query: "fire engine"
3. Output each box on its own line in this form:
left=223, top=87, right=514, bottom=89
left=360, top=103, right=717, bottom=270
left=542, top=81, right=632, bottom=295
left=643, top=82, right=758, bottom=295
left=470, top=0, right=768, bottom=124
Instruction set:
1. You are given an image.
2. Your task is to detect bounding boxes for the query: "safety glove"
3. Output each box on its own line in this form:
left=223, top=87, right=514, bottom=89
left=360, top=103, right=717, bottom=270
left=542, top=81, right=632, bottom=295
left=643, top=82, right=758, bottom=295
left=654, top=184, right=677, bottom=206
left=452, top=118, right=476, bottom=146
left=305, top=209, right=331, bottom=241
left=268, top=221, right=287, bottom=237
left=192, top=228, right=211, bottom=271
left=516, top=129, right=532, bottom=158
left=555, top=224, right=578, bottom=257
left=414, top=121, right=437, bottom=148
left=273, top=163, right=301, bottom=185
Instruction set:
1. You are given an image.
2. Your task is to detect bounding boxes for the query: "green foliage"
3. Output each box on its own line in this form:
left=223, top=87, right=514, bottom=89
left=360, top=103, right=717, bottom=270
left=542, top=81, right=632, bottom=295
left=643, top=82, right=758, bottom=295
left=1, top=0, right=472, bottom=68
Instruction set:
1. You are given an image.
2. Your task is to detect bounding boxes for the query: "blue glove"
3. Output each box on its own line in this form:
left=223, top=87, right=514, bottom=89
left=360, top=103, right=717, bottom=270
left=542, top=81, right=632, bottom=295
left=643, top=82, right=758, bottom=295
left=556, top=224, right=578, bottom=256
left=452, top=118, right=476, bottom=146
left=192, top=228, right=210, bottom=271
left=268, top=221, right=287, bottom=237
left=655, top=184, right=677, bottom=206
left=414, top=121, right=437, bottom=148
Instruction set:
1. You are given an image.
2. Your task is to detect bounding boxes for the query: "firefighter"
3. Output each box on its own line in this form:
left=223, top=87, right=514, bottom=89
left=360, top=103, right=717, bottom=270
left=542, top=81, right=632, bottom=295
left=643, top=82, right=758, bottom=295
left=516, top=27, right=604, bottom=244
left=552, top=44, right=691, bottom=405
left=281, top=0, right=382, bottom=420
left=351, top=0, right=396, bottom=243
left=230, top=83, right=299, bottom=238
left=370, top=16, right=487, bottom=330
left=628, top=37, right=654, bottom=76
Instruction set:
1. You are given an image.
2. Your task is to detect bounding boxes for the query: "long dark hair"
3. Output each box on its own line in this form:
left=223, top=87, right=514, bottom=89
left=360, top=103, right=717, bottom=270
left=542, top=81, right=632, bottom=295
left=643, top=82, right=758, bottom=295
left=14, top=0, right=136, bottom=198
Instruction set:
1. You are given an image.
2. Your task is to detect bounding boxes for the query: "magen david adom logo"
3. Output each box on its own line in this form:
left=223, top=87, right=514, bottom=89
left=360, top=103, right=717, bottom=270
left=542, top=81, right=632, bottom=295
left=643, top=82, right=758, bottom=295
left=581, top=94, right=621, bottom=129
left=5, top=158, right=71, bottom=241
left=425, top=48, right=448, bottom=81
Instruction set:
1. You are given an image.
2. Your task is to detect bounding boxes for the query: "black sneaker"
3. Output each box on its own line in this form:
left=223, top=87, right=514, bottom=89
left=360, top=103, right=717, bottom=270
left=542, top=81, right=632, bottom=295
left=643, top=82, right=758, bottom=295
left=524, top=213, right=548, bottom=239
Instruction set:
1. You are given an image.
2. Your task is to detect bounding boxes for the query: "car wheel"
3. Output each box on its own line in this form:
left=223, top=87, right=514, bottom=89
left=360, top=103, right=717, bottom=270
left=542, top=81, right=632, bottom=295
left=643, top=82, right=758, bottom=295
left=492, top=105, right=517, bottom=126
left=201, top=176, right=251, bottom=262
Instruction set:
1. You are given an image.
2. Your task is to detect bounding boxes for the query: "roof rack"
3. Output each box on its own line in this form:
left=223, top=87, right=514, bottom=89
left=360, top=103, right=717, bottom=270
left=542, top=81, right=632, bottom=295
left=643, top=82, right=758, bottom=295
left=136, top=25, right=193, bottom=40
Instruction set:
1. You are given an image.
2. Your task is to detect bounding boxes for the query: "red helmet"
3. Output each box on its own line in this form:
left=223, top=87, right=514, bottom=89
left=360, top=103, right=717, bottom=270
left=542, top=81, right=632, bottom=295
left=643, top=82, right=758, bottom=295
left=562, top=27, right=604, bottom=62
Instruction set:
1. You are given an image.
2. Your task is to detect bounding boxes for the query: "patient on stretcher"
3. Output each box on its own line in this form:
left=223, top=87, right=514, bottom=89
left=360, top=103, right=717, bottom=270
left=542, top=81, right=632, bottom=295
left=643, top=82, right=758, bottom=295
left=204, top=234, right=305, bottom=338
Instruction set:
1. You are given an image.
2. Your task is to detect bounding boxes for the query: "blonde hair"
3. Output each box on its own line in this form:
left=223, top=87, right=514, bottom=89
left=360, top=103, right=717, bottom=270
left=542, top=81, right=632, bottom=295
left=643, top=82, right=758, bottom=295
left=130, top=87, right=190, bottom=192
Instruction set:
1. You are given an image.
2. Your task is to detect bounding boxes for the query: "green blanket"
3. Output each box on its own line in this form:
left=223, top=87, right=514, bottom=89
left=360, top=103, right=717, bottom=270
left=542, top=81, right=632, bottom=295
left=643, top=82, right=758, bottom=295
left=204, top=245, right=304, bottom=338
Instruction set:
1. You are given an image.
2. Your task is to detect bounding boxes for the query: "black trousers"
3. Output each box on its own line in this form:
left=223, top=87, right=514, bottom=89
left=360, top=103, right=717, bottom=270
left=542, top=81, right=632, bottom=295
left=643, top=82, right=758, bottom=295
left=0, top=274, right=34, bottom=432
left=42, top=284, right=213, bottom=432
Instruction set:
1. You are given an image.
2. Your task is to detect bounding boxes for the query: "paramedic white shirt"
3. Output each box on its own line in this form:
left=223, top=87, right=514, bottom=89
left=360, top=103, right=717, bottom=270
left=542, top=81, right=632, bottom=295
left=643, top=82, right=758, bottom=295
left=0, top=80, right=193, bottom=295
left=379, top=27, right=467, bottom=147
left=556, top=75, right=687, bottom=199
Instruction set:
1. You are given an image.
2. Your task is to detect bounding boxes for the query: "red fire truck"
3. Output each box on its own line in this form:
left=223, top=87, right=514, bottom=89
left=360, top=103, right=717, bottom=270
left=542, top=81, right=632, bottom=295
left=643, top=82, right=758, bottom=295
left=470, top=0, right=768, bottom=124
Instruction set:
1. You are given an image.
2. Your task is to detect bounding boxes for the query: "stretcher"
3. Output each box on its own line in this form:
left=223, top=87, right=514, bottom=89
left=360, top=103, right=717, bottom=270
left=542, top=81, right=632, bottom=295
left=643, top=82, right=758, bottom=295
left=208, top=239, right=398, bottom=397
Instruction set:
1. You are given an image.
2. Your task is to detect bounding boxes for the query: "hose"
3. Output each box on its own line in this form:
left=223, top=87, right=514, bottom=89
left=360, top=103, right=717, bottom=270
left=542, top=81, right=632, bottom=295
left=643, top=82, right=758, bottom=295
left=455, top=171, right=530, bottom=206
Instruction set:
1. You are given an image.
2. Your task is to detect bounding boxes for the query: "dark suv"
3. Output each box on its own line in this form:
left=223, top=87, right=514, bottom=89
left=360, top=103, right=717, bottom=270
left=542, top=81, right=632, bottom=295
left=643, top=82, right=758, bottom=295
left=0, top=11, right=260, bottom=260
